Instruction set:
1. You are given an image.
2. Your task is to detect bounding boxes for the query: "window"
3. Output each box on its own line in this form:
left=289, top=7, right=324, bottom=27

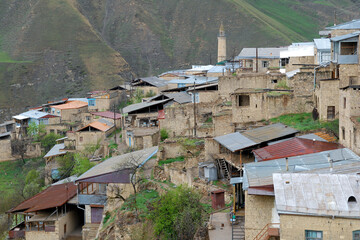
left=86, top=116, right=91, bottom=121
left=327, top=106, right=335, bottom=120
left=88, top=98, right=96, bottom=107
left=80, top=136, right=83, bottom=142
left=348, top=196, right=357, bottom=203
left=262, top=61, right=269, bottom=68
left=353, top=230, right=360, bottom=240
left=238, top=95, right=250, bottom=107
left=271, top=79, right=278, bottom=84
left=344, top=97, right=347, bottom=109
left=305, top=230, right=322, bottom=240
left=280, top=58, right=289, bottom=67
left=342, top=127, right=346, bottom=140
left=57, top=110, right=60, bottom=114
left=50, top=129, right=55, bottom=133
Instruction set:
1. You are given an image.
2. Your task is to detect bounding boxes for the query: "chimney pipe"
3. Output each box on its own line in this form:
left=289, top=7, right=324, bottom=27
left=286, top=157, right=289, bottom=171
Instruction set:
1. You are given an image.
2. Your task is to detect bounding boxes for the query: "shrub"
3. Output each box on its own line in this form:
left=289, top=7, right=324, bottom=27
left=160, top=128, right=169, bottom=141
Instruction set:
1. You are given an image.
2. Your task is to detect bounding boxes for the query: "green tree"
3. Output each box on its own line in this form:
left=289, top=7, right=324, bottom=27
left=71, top=153, right=95, bottom=176
left=151, top=185, right=206, bottom=239
left=41, top=133, right=63, bottom=152
left=160, top=128, right=169, bottom=141
left=27, top=122, right=46, bottom=141
left=57, top=153, right=75, bottom=179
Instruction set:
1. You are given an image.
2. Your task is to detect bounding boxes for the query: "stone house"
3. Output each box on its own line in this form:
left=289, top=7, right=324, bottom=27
left=231, top=88, right=299, bottom=127
left=125, top=127, right=159, bottom=150
left=0, top=120, right=15, bottom=134
left=280, top=42, right=315, bottom=72
left=0, top=132, right=13, bottom=161
left=51, top=100, right=88, bottom=123
left=68, top=119, right=114, bottom=152
left=218, top=72, right=283, bottom=99
left=274, top=173, right=360, bottom=240
left=75, top=147, right=158, bottom=240
left=331, top=31, right=360, bottom=66
left=315, top=79, right=340, bottom=121
left=339, top=86, right=360, bottom=154
left=44, top=141, right=67, bottom=185
left=186, top=83, right=219, bottom=103
left=90, top=111, right=122, bottom=129
left=235, top=47, right=287, bottom=73
left=87, top=88, right=126, bottom=112
left=324, top=19, right=360, bottom=38
left=7, top=182, right=83, bottom=240
left=132, top=77, right=169, bottom=95
left=168, top=76, right=218, bottom=89
left=210, top=123, right=298, bottom=181
left=242, top=148, right=360, bottom=240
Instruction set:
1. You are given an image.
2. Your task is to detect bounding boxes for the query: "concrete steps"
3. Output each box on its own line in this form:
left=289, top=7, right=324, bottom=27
left=232, top=216, right=245, bottom=240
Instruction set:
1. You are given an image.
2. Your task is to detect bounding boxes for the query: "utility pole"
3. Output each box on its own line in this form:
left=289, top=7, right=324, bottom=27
left=113, top=103, right=117, bottom=144
left=256, top=47, right=258, bottom=73
left=193, top=82, right=197, bottom=137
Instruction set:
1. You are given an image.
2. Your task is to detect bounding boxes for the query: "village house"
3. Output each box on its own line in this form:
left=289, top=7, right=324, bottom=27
left=75, top=147, right=158, bottom=240
left=235, top=47, right=287, bottom=73
left=168, top=76, right=218, bottom=89
left=87, top=87, right=126, bottom=112
left=131, top=77, right=169, bottom=95
left=186, top=83, right=219, bottom=104
left=242, top=148, right=360, bottom=240
left=50, top=100, right=88, bottom=123
left=0, top=131, right=13, bottom=161
left=314, top=38, right=331, bottom=65
left=280, top=42, right=315, bottom=72
left=7, top=182, right=83, bottom=240
left=324, top=19, right=360, bottom=38
left=66, top=118, right=114, bottom=152
left=274, top=173, right=360, bottom=240
left=208, top=123, right=298, bottom=182
left=158, top=71, right=187, bottom=81
left=44, top=138, right=68, bottom=185
left=0, top=120, right=14, bottom=134
left=315, top=78, right=340, bottom=121
left=90, top=111, right=122, bottom=129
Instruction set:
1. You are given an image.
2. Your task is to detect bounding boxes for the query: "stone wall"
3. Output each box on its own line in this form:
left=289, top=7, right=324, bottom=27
left=75, top=131, right=105, bottom=151
left=198, top=91, right=220, bottom=103
left=244, top=192, right=277, bottom=240
left=315, top=79, right=340, bottom=121
left=58, top=106, right=88, bottom=122
left=57, top=210, right=81, bottom=240
left=0, top=139, right=13, bottom=161
left=286, top=56, right=314, bottom=72
left=339, top=87, right=360, bottom=154
left=339, top=64, right=360, bottom=88
left=26, top=230, right=58, bottom=240
left=280, top=214, right=360, bottom=240
left=213, top=110, right=234, bottom=137
left=219, top=74, right=282, bottom=98
left=158, top=140, right=183, bottom=160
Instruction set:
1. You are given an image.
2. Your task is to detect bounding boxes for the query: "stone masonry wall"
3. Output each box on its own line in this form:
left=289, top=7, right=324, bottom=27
left=280, top=214, right=360, bottom=240
left=315, top=80, right=340, bottom=121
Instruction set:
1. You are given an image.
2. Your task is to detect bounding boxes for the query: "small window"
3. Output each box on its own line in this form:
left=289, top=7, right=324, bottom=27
left=238, top=95, right=250, bottom=107
left=353, top=230, right=360, bottom=240
left=57, top=110, right=60, bottom=114
left=262, top=61, right=269, bottom=68
left=348, top=196, right=357, bottom=203
left=342, top=127, right=346, bottom=140
left=88, top=99, right=96, bottom=107
left=305, top=230, right=323, bottom=240
left=327, top=106, right=335, bottom=120
left=86, top=116, right=91, bottom=121
left=50, top=129, right=55, bottom=133
left=80, top=137, right=83, bottom=142
left=271, top=79, right=278, bottom=84
left=344, top=97, right=347, bottom=109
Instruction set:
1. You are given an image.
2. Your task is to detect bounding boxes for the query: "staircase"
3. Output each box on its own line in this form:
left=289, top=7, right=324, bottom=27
left=218, top=158, right=230, bottom=181
left=232, top=215, right=245, bottom=240
left=253, top=223, right=280, bottom=240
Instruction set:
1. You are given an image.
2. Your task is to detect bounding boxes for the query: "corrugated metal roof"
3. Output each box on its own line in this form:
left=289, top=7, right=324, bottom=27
left=274, top=173, right=360, bottom=218
left=330, top=31, right=360, bottom=42
left=326, top=19, right=360, bottom=30
left=133, top=77, right=169, bottom=87
left=76, top=146, right=158, bottom=182
left=235, top=47, right=288, bottom=60
left=52, top=101, right=88, bottom=110
left=253, top=138, right=343, bottom=162
left=15, top=110, right=56, bottom=120
left=164, top=92, right=192, bottom=104
left=314, top=38, right=331, bottom=50
left=122, top=99, right=171, bottom=114
left=91, top=111, right=122, bottom=120
left=44, top=143, right=67, bottom=158
left=8, top=182, right=77, bottom=213
left=267, top=133, right=328, bottom=145
left=242, top=123, right=298, bottom=143
left=244, top=148, right=360, bottom=188
left=207, top=65, right=227, bottom=73
left=169, top=76, right=218, bottom=84
left=214, top=132, right=258, bottom=152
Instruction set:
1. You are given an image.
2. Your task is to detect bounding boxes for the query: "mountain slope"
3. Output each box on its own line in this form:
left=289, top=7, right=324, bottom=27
left=0, top=0, right=360, bottom=120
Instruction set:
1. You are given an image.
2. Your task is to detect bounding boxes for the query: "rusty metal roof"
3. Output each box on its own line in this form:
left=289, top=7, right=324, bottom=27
left=52, top=100, right=88, bottom=110
left=274, top=173, right=360, bottom=218
left=8, top=182, right=77, bottom=213
left=248, top=185, right=274, bottom=196
left=242, top=123, right=298, bottom=143
left=253, top=138, right=343, bottom=161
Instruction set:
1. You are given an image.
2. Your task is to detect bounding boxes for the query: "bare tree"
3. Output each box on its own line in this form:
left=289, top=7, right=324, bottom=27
left=11, top=138, right=30, bottom=164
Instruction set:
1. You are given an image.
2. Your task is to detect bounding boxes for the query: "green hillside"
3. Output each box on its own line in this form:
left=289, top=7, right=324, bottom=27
left=0, top=0, right=359, bottom=120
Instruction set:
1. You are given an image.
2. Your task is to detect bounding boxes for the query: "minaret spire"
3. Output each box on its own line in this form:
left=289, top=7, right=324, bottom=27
left=217, top=22, right=227, bottom=63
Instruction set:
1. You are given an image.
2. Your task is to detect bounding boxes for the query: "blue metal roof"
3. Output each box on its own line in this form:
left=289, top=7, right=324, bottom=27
left=314, top=38, right=331, bottom=50
left=326, top=19, right=360, bottom=30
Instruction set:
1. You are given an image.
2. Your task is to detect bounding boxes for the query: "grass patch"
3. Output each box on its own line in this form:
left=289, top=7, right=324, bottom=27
left=107, top=128, right=121, bottom=138
left=267, top=91, right=291, bottom=97
left=158, top=156, right=185, bottom=166
left=205, top=117, right=213, bottom=123
left=270, top=113, right=339, bottom=136
left=0, top=158, right=44, bottom=196
left=121, top=189, right=160, bottom=218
